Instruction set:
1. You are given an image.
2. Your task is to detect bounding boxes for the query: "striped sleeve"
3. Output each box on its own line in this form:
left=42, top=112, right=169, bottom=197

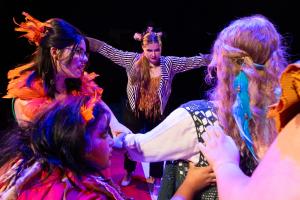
left=96, top=42, right=139, bottom=70
left=167, top=53, right=210, bottom=74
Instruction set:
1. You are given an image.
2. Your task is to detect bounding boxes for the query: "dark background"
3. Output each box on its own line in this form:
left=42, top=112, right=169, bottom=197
left=1, top=0, right=300, bottom=129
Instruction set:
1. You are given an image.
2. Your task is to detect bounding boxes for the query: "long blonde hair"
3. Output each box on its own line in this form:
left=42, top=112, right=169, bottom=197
left=207, top=15, right=287, bottom=152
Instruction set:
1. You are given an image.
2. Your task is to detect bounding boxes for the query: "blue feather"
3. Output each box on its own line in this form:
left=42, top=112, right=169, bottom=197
left=232, top=71, right=258, bottom=161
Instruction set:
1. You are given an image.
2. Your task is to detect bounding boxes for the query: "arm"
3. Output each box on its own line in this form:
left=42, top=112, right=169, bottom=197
left=100, top=101, right=132, bottom=138
left=124, top=107, right=200, bottom=163
left=244, top=114, right=300, bottom=200
left=199, top=119, right=300, bottom=200
left=168, top=53, right=211, bottom=74
left=171, top=164, right=215, bottom=200
left=197, top=126, right=250, bottom=200
left=87, top=37, right=138, bottom=70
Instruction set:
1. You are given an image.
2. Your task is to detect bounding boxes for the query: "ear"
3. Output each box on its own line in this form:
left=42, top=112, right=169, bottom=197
left=50, top=47, right=59, bottom=60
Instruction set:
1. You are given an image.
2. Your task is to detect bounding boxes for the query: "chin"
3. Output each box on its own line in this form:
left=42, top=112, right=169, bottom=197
left=72, top=73, right=82, bottom=79
left=150, top=60, right=159, bottom=65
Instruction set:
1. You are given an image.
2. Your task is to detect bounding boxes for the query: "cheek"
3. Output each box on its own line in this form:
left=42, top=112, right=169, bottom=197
left=68, top=58, right=80, bottom=69
left=86, top=140, right=110, bottom=167
left=143, top=52, right=150, bottom=59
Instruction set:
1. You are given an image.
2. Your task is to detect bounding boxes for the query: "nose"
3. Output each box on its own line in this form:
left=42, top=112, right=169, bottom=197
left=82, top=54, right=89, bottom=62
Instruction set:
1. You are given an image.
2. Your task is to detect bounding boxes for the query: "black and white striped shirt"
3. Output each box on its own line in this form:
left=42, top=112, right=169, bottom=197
left=97, top=42, right=208, bottom=114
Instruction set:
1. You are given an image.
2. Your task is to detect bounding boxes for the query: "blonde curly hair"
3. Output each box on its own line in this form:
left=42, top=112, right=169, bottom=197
left=207, top=15, right=287, bottom=154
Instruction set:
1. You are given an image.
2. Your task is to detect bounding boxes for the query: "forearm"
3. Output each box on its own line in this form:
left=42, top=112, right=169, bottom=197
left=214, top=163, right=250, bottom=200
left=96, top=42, right=137, bottom=69
left=125, top=108, right=200, bottom=162
left=169, top=53, right=210, bottom=73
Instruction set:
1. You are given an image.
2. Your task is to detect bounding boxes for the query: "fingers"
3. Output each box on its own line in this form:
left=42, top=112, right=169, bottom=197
left=206, top=125, right=225, bottom=138
left=112, top=132, right=128, bottom=149
left=188, top=162, right=213, bottom=172
left=201, top=125, right=227, bottom=149
left=226, top=135, right=237, bottom=147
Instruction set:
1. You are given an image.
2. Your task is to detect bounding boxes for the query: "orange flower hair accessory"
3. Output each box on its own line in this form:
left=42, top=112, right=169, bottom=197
left=14, top=12, right=52, bottom=46
left=80, top=93, right=101, bottom=123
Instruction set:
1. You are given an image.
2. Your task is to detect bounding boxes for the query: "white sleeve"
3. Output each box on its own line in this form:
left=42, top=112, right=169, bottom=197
left=100, top=101, right=132, bottom=137
left=125, top=107, right=200, bottom=163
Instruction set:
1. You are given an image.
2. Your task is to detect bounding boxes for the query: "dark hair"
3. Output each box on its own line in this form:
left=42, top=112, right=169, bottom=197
left=31, top=96, right=110, bottom=175
left=0, top=96, right=110, bottom=176
left=0, top=124, right=31, bottom=167
left=27, top=18, right=89, bottom=98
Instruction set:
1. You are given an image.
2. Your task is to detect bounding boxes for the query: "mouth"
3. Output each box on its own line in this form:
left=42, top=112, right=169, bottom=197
left=78, top=65, right=85, bottom=72
left=76, top=69, right=84, bottom=75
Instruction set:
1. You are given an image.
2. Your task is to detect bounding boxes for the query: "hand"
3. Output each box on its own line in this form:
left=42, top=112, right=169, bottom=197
left=110, top=123, right=132, bottom=138
left=172, top=163, right=216, bottom=200
left=201, top=53, right=212, bottom=65
left=185, top=163, right=216, bottom=192
left=198, top=125, right=240, bottom=170
left=112, top=132, right=127, bottom=149
left=86, top=37, right=104, bottom=52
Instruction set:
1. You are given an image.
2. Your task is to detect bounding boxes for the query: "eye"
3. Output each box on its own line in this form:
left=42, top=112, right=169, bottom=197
left=75, top=48, right=88, bottom=58
left=75, top=49, right=82, bottom=54
left=99, top=130, right=109, bottom=139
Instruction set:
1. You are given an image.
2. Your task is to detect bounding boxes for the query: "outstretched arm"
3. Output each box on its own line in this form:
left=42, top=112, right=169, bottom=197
left=87, top=37, right=138, bottom=70
left=122, top=107, right=200, bottom=163
left=100, top=101, right=132, bottom=137
left=168, top=53, right=211, bottom=74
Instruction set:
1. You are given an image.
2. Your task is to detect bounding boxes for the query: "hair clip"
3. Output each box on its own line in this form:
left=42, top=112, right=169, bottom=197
left=133, top=33, right=143, bottom=41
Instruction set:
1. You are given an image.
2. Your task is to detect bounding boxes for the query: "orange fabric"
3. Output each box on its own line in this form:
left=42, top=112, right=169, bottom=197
left=4, top=68, right=45, bottom=100
left=3, top=68, right=51, bottom=120
left=3, top=66, right=103, bottom=122
left=138, top=76, right=161, bottom=119
left=6, top=63, right=34, bottom=80
left=268, top=63, right=300, bottom=131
